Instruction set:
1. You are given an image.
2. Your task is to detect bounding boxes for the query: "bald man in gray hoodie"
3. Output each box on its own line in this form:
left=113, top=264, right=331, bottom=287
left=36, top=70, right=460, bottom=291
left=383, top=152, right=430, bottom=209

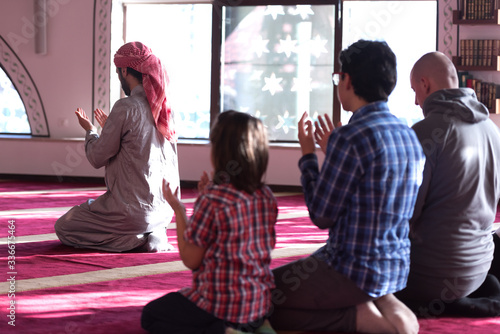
left=396, top=51, right=500, bottom=317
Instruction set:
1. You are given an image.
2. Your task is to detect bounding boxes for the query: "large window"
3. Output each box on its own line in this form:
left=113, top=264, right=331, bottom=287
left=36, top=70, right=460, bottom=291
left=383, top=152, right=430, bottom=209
left=120, top=0, right=436, bottom=141
left=221, top=5, right=336, bottom=141
left=342, top=1, right=437, bottom=126
left=125, top=4, right=213, bottom=139
left=0, top=66, right=31, bottom=134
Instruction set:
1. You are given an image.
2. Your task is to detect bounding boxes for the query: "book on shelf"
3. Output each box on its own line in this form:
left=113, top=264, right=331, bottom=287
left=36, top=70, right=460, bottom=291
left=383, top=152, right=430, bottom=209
left=487, top=40, right=493, bottom=66
left=458, top=71, right=472, bottom=88
left=459, top=39, right=500, bottom=67
left=460, top=0, right=498, bottom=20
left=458, top=71, right=499, bottom=113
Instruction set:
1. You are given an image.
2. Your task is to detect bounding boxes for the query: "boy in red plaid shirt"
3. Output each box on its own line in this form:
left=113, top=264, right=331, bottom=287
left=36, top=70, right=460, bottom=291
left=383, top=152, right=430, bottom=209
left=141, top=110, right=278, bottom=334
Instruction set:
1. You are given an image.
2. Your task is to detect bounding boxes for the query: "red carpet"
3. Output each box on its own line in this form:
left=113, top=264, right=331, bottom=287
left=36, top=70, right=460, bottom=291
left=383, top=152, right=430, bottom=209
left=1, top=178, right=500, bottom=333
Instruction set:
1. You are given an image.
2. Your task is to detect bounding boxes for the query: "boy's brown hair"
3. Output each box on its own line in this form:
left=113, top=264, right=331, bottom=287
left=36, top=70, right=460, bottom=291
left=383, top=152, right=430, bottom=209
left=210, top=110, right=269, bottom=193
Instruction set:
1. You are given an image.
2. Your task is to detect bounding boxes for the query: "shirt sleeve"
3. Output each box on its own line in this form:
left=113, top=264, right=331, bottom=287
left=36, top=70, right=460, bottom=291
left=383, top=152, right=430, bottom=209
left=84, top=103, right=126, bottom=169
left=184, top=195, right=216, bottom=248
left=299, top=132, right=360, bottom=229
left=298, top=152, right=320, bottom=208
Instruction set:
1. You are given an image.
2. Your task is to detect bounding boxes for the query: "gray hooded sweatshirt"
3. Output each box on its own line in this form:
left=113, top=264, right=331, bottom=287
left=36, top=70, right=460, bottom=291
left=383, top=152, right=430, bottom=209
left=410, top=88, right=500, bottom=280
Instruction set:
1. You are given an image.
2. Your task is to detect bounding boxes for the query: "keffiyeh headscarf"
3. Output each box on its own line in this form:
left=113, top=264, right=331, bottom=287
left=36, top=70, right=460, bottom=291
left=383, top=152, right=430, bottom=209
left=114, top=41, right=175, bottom=142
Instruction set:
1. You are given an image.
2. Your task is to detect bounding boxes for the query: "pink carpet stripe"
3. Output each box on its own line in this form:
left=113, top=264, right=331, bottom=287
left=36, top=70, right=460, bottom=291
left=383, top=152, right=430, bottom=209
left=0, top=185, right=200, bottom=212
left=0, top=244, right=180, bottom=280
left=0, top=180, right=106, bottom=192
left=0, top=208, right=199, bottom=238
left=0, top=190, right=106, bottom=211
left=0, top=211, right=67, bottom=237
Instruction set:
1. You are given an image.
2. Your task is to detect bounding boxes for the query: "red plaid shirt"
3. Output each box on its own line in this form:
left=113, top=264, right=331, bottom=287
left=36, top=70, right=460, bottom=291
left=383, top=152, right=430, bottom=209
left=180, top=183, right=277, bottom=324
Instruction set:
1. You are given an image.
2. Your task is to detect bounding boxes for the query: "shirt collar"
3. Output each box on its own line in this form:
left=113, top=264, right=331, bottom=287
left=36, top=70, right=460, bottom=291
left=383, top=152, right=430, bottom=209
left=348, top=101, right=389, bottom=124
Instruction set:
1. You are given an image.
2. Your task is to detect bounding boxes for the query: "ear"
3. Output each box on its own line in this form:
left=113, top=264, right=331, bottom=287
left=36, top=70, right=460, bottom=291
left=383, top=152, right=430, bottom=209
left=343, top=73, right=353, bottom=90
left=420, top=76, right=431, bottom=94
left=121, top=67, right=127, bottom=76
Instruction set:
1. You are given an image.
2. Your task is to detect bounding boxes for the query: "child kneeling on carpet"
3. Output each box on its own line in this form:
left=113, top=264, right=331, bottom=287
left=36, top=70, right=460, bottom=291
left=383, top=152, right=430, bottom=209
left=141, top=110, right=278, bottom=334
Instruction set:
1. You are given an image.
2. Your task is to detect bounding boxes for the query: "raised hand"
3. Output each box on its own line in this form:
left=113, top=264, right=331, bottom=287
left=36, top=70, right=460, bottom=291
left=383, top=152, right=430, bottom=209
left=197, top=171, right=211, bottom=194
left=298, top=112, right=315, bottom=156
left=94, top=108, right=108, bottom=128
left=314, top=114, right=336, bottom=154
left=75, top=108, right=95, bottom=132
left=162, top=179, right=184, bottom=213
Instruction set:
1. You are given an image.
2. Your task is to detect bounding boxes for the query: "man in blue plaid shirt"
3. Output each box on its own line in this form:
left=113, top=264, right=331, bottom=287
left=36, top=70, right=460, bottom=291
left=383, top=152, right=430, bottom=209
left=271, top=40, right=425, bottom=334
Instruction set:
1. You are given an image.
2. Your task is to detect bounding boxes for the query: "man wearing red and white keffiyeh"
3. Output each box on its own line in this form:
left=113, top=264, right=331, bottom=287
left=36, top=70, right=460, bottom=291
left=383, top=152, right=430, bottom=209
left=55, top=42, right=180, bottom=253
left=114, top=41, right=175, bottom=142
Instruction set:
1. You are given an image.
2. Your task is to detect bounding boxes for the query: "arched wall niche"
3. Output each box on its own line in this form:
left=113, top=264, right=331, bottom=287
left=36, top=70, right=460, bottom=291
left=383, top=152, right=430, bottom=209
left=0, top=36, right=49, bottom=136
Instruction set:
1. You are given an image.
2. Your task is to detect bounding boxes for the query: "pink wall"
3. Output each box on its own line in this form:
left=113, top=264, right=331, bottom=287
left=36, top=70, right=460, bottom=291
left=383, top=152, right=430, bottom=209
left=1, top=0, right=496, bottom=185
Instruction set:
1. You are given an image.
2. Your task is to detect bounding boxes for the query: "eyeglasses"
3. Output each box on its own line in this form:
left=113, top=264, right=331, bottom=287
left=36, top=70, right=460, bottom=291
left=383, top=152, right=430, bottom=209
left=332, top=72, right=344, bottom=86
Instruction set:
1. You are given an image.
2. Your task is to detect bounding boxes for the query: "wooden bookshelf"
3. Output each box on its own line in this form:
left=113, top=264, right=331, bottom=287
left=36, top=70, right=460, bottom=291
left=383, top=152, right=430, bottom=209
left=453, top=56, right=500, bottom=71
left=453, top=9, right=500, bottom=25
left=454, top=62, right=499, bottom=113
left=453, top=3, right=500, bottom=113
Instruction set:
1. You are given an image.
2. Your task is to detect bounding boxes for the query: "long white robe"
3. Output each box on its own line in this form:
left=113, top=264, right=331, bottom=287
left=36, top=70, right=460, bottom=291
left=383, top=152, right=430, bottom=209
left=55, top=85, right=179, bottom=252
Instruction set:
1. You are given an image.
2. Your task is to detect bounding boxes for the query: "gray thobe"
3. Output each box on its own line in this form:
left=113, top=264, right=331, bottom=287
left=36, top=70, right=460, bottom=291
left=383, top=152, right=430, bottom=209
left=55, top=85, right=179, bottom=252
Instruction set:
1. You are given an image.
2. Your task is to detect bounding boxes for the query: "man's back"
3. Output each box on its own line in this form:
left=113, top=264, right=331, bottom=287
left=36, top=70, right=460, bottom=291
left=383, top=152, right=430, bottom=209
left=410, top=88, right=500, bottom=278
left=308, top=101, right=425, bottom=297
left=85, top=85, right=179, bottom=232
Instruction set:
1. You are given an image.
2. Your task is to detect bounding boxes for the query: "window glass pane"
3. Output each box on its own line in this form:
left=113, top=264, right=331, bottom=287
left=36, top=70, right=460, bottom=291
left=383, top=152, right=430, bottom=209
left=125, top=4, right=212, bottom=139
left=342, top=1, right=437, bottom=127
left=222, top=5, right=336, bottom=142
left=0, top=67, right=31, bottom=134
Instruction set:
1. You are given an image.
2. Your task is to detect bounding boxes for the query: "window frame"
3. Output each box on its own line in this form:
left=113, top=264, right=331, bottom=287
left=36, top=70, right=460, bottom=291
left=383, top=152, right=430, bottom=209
left=212, top=0, right=343, bottom=131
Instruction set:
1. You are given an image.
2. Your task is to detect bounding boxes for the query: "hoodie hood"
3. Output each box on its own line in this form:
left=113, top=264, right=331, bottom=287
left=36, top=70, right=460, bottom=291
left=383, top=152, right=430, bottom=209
left=422, top=88, right=489, bottom=123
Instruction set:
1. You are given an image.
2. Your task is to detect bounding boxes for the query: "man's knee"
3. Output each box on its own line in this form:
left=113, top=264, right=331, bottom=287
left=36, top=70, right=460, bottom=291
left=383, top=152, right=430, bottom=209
left=54, top=216, right=66, bottom=235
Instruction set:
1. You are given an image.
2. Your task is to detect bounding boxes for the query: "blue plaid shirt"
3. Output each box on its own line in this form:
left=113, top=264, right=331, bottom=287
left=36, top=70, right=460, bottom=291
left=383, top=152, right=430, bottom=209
left=299, top=101, right=425, bottom=298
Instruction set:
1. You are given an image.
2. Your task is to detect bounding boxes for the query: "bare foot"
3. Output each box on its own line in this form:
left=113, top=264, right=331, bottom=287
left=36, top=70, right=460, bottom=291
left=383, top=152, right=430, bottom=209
left=374, top=294, right=419, bottom=334
left=356, top=301, right=397, bottom=333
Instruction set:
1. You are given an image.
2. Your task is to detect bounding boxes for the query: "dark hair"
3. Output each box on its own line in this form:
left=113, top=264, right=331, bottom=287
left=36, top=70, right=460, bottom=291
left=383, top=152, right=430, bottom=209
left=339, top=40, right=397, bottom=102
left=126, top=67, right=143, bottom=83
left=210, top=110, right=269, bottom=194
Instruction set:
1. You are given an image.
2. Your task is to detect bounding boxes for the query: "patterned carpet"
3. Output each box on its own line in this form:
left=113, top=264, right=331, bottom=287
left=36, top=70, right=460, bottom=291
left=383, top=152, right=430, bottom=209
left=0, top=178, right=499, bottom=333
